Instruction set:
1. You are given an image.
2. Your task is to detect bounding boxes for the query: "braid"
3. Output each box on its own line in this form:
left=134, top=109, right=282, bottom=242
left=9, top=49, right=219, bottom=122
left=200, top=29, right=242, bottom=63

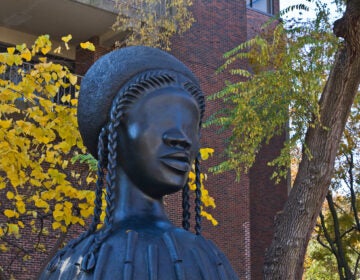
left=81, top=104, right=122, bottom=272
left=103, top=122, right=119, bottom=227
left=88, top=127, right=107, bottom=233
left=183, top=82, right=204, bottom=234
left=182, top=181, right=191, bottom=231
left=183, top=82, right=205, bottom=127
left=194, top=155, right=202, bottom=236
left=69, top=127, right=107, bottom=243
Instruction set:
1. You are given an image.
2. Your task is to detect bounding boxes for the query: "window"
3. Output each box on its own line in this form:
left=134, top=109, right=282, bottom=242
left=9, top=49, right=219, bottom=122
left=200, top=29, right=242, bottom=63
left=247, top=0, right=274, bottom=15
left=0, top=43, right=80, bottom=106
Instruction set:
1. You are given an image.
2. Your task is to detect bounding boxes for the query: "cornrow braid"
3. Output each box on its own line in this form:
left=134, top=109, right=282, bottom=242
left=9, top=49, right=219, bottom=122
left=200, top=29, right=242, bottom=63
left=119, top=72, right=176, bottom=116
left=182, top=181, right=191, bottom=231
left=194, top=154, right=202, bottom=236
left=183, top=82, right=205, bottom=127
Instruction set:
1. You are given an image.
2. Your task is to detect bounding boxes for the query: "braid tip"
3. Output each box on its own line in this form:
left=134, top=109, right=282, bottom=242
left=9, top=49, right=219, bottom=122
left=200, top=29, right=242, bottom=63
left=81, top=252, right=96, bottom=272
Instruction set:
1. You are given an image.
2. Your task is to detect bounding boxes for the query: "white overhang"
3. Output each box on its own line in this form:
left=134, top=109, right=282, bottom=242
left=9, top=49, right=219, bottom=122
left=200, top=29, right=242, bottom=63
left=0, top=0, right=123, bottom=59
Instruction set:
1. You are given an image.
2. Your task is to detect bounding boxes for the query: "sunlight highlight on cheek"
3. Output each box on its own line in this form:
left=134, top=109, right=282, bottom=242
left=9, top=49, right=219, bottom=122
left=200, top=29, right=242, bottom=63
left=128, top=123, right=140, bottom=139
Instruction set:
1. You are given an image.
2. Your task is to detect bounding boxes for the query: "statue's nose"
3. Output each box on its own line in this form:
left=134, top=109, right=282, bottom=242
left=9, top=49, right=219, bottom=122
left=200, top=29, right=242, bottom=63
left=162, top=128, right=192, bottom=150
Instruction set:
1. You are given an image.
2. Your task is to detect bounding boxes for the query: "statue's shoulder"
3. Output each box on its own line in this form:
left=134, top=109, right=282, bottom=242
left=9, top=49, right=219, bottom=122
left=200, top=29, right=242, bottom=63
left=39, top=227, right=238, bottom=280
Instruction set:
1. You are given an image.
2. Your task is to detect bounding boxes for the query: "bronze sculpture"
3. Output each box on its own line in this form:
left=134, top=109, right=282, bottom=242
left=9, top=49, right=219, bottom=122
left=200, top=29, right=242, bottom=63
left=39, top=46, right=238, bottom=279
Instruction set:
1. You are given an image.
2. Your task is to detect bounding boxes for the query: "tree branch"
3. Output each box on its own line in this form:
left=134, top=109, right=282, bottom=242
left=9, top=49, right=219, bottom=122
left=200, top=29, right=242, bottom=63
left=354, top=253, right=360, bottom=279
left=319, top=211, right=337, bottom=256
left=339, top=226, right=355, bottom=239
left=346, top=151, right=360, bottom=229
left=326, top=192, right=354, bottom=280
left=315, top=226, right=332, bottom=252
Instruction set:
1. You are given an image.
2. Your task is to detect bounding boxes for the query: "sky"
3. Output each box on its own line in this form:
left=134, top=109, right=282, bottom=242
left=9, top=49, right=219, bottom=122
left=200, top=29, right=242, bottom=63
left=279, top=0, right=341, bottom=22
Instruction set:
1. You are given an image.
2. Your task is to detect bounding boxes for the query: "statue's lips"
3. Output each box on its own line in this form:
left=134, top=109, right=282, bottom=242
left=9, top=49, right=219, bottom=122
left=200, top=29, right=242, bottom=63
left=159, top=152, right=191, bottom=172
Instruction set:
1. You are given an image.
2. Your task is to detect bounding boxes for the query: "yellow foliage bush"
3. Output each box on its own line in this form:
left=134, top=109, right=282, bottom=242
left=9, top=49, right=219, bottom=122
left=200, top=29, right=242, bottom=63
left=0, top=35, right=217, bottom=256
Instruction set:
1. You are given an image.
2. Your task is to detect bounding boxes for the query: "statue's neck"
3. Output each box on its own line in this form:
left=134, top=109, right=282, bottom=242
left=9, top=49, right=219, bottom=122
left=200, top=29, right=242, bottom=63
left=110, top=167, right=173, bottom=230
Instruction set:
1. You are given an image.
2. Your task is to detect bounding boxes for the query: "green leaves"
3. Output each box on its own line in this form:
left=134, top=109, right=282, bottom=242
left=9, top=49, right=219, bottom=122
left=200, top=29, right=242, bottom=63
left=208, top=1, right=340, bottom=181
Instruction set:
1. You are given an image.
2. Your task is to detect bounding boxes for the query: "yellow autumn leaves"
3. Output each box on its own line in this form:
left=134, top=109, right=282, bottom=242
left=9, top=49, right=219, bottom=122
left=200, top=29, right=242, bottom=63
left=200, top=147, right=214, bottom=160
left=113, top=0, right=194, bottom=50
left=80, top=41, right=96, bottom=51
left=52, top=201, right=86, bottom=232
left=54, top=34, right=95, bottom=54
left=0, top=35, right=95, bottom=247
left=0, top=35, right=218, bottom=257
left=187, top=147, right=218, bottom=226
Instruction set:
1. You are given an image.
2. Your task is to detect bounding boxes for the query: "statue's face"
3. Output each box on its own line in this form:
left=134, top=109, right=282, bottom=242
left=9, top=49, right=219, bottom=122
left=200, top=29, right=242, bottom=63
left=118, top=87, right=200, bottom=198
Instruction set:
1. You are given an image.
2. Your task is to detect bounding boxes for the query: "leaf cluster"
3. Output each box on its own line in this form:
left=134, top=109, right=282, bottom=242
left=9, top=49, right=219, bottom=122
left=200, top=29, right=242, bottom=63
left=306, top=192, right=360, bottom=279
left=207, top=0, right=340, bottom=182
left=0, top=35, right=99, bottom=264
left=112, top=0, right=194, bottom=50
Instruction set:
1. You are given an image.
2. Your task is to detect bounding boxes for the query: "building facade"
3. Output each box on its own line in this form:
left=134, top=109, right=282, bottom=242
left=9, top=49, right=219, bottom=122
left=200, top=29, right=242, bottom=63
left=0, top=1, right=287, bottom=279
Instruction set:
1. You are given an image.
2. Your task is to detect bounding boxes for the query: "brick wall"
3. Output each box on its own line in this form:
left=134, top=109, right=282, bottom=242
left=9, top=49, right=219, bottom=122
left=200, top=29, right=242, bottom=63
left=169, top=0, right=250, bottom=277
left=246, top=5, right=288, bottom=280
left=75, top=36, right=110, bottom=76
left=169, top=1, right=287, bottom=279
left=249, top=134, right=288, bottom=280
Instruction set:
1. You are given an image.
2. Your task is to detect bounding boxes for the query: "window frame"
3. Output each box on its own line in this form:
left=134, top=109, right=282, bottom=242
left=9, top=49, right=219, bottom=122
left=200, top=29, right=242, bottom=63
left=247, top=0, right=274, bottom=15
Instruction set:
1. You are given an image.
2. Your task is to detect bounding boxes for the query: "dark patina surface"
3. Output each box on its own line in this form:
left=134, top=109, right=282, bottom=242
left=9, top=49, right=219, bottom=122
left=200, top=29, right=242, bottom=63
left=39, top=46, right=238, bottom=280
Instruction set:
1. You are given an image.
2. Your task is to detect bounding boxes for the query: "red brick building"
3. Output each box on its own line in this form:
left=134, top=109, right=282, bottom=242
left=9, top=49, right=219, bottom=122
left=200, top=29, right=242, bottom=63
left=168, top=2, right=287, bottom=279
left=0, top=1, right=287, bottom=279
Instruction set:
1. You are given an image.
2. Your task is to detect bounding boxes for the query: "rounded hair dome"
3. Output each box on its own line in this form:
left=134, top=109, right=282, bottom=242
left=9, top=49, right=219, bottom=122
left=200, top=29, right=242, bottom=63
left=77, top=46, right=201, bottom=158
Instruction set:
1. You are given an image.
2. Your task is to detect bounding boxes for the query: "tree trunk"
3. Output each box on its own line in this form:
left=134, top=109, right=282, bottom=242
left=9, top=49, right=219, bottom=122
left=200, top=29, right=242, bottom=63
left=263, top=1, right=360, bottom=279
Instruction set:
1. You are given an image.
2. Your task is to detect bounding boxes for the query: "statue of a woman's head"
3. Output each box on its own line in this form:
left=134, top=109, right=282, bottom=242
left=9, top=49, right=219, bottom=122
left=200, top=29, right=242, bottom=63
left=77, top=46, right=205, bottom=238
left=45, top=47, right=208, bottom=273
left=78, top=46, right=205, bottom=160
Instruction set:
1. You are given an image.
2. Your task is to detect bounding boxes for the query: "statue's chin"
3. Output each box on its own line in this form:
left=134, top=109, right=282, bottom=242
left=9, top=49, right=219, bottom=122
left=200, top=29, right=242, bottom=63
left=139, top=182, right=185, bottom=199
